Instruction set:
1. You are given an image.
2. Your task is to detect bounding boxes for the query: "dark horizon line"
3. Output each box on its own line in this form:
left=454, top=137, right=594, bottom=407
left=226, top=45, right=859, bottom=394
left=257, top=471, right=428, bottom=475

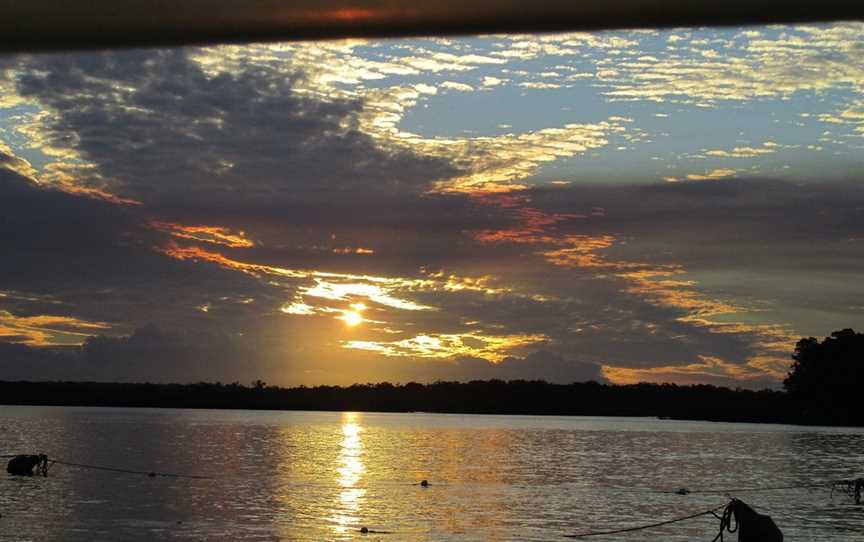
left=3, top=377, right=853, bottom=427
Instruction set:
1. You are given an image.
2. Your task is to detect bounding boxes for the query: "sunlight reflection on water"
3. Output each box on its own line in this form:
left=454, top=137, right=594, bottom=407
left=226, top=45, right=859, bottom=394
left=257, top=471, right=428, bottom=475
left=332, top=412, right=366, bottom=537
left=1, top=407, right=863, bottom=541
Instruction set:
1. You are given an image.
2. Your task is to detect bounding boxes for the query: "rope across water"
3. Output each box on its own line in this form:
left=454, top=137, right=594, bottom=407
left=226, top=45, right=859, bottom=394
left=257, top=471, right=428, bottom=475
left=564, top=504, right=726, bottom=538
left=49, top=459, right=212, bottom=479
left=3, top=453, right=210, bottom=479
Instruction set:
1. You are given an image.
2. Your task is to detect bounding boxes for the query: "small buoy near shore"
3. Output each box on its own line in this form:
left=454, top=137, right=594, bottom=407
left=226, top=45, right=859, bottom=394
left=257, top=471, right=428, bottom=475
left=420, top=479, right=429, bottom=488
left=360, top=526, right=369, bottom=534
left=675, top=487, right=690, bottom=495
left=6, top=454, right=49, bottom=476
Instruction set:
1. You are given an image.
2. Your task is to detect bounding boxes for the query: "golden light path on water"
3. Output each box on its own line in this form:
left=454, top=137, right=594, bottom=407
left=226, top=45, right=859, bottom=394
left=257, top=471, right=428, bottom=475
left=331, top=412, right=366, bottom=536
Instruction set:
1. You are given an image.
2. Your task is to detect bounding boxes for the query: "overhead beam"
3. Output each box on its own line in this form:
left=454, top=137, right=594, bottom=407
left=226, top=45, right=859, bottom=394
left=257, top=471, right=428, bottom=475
left=1, top=0, right=863, bottom=53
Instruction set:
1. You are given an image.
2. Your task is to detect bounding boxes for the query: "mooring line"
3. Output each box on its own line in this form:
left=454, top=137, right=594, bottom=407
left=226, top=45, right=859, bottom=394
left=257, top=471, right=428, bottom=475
left=672, top=482, right=833, bottom=495
left=563, top=503, right=726, bottom=538
left=49, top=459, right=212, bottom=479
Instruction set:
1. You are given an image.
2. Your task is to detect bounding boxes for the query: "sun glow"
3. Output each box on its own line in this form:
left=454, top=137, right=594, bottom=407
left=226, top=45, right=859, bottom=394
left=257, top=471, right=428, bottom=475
left=340, top=303, right=367, bottom=327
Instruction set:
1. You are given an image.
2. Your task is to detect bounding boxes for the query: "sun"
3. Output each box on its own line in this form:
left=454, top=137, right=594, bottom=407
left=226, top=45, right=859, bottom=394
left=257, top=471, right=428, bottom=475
left=342, top=310, right=364, bottom=327
left=340, top=303, right=367, bottom=327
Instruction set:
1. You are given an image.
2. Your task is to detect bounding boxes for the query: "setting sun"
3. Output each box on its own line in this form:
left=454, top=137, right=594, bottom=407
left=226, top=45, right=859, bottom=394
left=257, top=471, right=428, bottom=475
left=341, top=309, right=364, bottom=327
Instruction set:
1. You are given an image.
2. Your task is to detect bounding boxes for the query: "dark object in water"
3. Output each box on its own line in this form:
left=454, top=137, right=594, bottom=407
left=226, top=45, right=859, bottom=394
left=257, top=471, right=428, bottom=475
left=6, top=454, right=49, bottom=476
left=675, top=487, right=690, bottom=495
left=360, top=526, right=369, bottom=534
left=716, top=498, right=783, bottom=542
left=420, top=479, right=429, bottom=487
left=832, top=478, right=863, bottom=505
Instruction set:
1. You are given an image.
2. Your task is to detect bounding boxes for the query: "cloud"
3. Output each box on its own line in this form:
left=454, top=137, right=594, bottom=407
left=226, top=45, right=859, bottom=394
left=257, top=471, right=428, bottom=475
left=0, top=170, right=280, bottom=337
left=817, top=100, right=864, bottom=134
left=149, top=221, right=255, bottom=248
left=703, top=141, right=780, bottom=158
left=415, top=350, right=607, bottom=384
left=685, top=168, right=738, bottom=181
left=603, top=354, right=780, bottom=388
left=440, top=81, right=474, bottom=92
left=0, top=144, right=37, bottom=178
left=598, top=23, right=864, bottom=105
left=0, top=310, right=111, bottom=346
left=3, top=30, right=862, bottom=390
left=11, top=49, right=460, bottom=210
left=343, top=331, right=547, bottom=363
left=0, top=325, right=261, bottom=383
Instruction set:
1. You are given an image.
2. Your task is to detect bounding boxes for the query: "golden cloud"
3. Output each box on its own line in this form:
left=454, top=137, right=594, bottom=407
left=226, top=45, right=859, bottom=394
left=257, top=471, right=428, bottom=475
left=149, top=221, right=255, bottom=248
left=343, top=331, right=546, bottom=363
left=0, top=310, right=112, bottom=346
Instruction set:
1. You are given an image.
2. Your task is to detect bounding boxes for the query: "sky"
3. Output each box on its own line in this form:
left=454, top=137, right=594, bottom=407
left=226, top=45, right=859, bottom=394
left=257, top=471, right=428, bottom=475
left=1, top=23, right=863, bottom=387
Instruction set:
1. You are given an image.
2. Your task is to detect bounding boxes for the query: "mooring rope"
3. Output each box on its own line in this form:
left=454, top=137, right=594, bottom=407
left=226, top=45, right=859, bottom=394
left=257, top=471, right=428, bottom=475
left=710, top=501, right=739, bottom=542
left=3, top=452, right=211, bottom=478
left=564, top=503, right=726, bottom=538
left=49, top=459, right=211, bottom=479
left=672, top=481, right=832, bottom=495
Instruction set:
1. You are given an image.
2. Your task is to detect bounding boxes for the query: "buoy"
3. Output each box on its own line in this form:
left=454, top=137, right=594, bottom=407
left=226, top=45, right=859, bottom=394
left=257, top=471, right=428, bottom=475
left=360, top=526, right=369, bottom=534
left=6, top=454, right=48, bottom=476
left=420, top=479, right=429, bottom=487
left=675, top=487, right=690, bottom=495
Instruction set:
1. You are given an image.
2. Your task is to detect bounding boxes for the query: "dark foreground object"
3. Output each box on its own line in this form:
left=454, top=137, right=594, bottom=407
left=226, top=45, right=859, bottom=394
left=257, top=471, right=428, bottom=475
left=723, top=498, right=783, bottom=542
left=2, top=1, right=863, bottom=53
left=6, top=454, right=48, bottom=476
left=833, top=478, right=864, bottom=505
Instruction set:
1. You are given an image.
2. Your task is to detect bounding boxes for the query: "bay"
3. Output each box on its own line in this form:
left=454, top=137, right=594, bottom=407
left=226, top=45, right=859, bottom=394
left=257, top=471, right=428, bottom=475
left=2, top=406, right=863, bottom=541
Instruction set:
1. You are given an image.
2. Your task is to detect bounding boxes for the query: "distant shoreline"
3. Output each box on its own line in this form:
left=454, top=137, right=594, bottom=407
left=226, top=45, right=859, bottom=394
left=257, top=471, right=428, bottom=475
left=1, top=378, right=850, bottom=426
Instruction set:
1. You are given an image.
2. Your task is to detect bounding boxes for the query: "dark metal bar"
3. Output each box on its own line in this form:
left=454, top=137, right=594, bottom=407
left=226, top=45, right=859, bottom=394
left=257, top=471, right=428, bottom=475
left=1, top=0, right=863, bottom=53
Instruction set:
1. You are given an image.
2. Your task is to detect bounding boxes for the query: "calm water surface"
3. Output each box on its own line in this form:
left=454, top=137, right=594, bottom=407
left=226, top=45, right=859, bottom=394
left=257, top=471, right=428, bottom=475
left=1, top=407, right=863, bottom=541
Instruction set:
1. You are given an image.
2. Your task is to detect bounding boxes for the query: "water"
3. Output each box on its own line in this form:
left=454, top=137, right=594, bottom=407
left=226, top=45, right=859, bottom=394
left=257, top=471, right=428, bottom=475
left=1, top=407, right=863, bottom=541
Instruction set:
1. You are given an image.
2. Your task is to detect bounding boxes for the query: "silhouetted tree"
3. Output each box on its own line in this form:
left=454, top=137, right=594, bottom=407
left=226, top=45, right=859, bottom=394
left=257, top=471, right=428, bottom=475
left=784, top=328, right=864, bottom=425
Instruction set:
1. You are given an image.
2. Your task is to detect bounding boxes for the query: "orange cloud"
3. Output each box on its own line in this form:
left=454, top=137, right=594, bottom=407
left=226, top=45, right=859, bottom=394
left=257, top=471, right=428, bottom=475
left=58, top=185, right=142, bottom=206
left=471, top=191, right=585, bottom=245
left=149, top=221, right=254, bottom=248
left=0, top=310, right=112, bottom=346
left=540, top=235, right=620, bottom=268
left=603, top=353, right=787, bottom=386
left=343, top=332, right=546, bottom=363
left=157, top=241, right=506, bottom=318
left=469, top=187, right=796, bottom=384
left=333, top=247, right=375, bottom=255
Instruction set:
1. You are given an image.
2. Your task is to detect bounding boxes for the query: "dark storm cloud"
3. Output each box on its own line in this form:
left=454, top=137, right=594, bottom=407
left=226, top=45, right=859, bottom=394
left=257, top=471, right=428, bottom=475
left=515, top=177, right=864, bottom=346
left=530, top=178, right=864, bottom=274
left=0, top=171, right=282, bottom=332
left=438, top=351, right=607, bottom=384
left=0, top=325, right=258, bottom=383
left=8, top=48, right=517, bottom=276
left=14, top=49, right=460, bottom=210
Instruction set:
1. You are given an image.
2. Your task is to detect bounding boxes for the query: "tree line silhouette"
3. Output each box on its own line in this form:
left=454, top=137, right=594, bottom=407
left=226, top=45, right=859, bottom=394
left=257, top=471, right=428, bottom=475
left=0, top=329, right=860, bottom=425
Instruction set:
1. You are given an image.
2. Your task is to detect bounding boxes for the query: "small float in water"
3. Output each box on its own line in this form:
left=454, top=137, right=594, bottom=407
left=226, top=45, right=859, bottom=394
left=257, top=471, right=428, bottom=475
left=6, top=454, right=49, bottom=476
